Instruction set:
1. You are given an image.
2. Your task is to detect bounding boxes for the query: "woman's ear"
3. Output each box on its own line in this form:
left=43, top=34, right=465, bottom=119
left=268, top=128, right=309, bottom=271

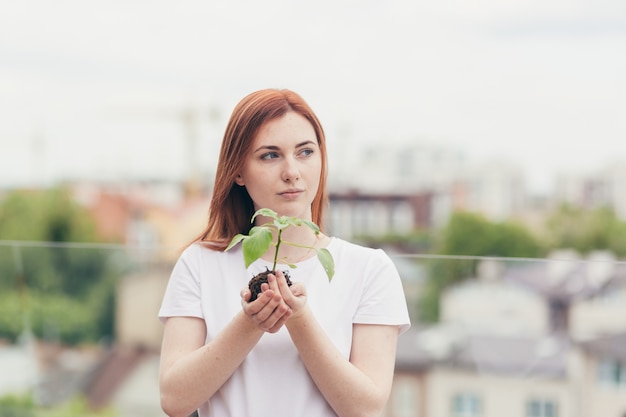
left=234, top=174, right=245, bottom=186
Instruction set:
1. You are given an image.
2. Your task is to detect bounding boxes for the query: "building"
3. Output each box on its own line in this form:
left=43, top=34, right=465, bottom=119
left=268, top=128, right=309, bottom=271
left=384, top=254, right=626, bottom=417
left=328, top=190, right=435, bottom=239
left=389, top=328, right=571, bottom=417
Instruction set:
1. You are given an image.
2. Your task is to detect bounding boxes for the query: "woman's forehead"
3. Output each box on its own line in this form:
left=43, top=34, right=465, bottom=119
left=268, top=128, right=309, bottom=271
left=252, top=112, right=316, bottom=146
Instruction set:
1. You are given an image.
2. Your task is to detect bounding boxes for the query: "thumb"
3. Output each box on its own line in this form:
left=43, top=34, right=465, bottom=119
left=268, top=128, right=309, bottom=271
left=289, top=282, right=306, bottom=297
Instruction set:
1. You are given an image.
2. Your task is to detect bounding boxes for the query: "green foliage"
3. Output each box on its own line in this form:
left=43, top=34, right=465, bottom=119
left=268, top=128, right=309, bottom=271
left=0, top=188, right=108, bottom=296
left=544, top=205, right=626, bottom=256
left=0, top=188, right=98, bottom=243
left=436, top=211, right=544, bottom=258
left=0, top=188, right=125, bottom=345
left=419, top=211, right=544, bottom=322
left=226, top=208, right=335, bottom=281
left=37, top=396, right=118, bottom=417
left=0, top=246, right=121, bottom=344
left=0, top=290, right=102, bottom=344
left=0, top=394, right=118, bottom=417
left=0, top=290, right=24, bottom=340
left=0, top=246, right=110, bottom=298
left=0, top=393, right=36, bottom=417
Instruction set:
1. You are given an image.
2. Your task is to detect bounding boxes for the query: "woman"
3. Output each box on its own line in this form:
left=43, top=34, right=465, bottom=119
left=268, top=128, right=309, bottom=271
left=158, top=89, right=410, bottom=417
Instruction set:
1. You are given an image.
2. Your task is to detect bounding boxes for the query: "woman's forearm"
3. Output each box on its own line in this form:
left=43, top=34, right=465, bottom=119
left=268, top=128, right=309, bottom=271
left=160, top=282, right=292, bottom=417
left=285, top=308, right=396, bottom=417
left=159, top=312, right=263, bottom=417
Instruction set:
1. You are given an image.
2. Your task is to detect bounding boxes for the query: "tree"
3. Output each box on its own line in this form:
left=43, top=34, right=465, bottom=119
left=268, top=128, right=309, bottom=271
left=543, top=205, right=626, bottom=256
left=419, top=211, right=544, bottom=322
left=0, top=187, right=123, bottom=344
left=0, top=187, right=106, bottom=295
left=0, top=187, right=98, bottom=242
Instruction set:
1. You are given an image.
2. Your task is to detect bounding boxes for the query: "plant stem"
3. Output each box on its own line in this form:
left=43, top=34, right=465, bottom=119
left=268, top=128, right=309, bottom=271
left=272, top=229, right=282, bottom=271
left=279, top=240, right=314, bottom=249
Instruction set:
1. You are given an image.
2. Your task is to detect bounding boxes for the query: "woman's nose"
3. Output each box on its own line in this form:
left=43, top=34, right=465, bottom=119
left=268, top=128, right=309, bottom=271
left=281, top=157, right=300, bottom=182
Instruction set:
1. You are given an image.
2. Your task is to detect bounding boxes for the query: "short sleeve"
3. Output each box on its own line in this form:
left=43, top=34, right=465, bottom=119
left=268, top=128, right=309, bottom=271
left=158, top=245, right=204, bottom=322
left=353, top=249, right=411, bottom=335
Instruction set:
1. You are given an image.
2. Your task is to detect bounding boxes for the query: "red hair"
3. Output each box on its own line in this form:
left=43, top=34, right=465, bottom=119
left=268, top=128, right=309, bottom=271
left=194, top=89, right=329, bottom=250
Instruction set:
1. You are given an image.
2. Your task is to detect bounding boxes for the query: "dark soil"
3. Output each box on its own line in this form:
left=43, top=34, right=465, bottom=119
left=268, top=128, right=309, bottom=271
left=248, top=267, right=292, bottom=301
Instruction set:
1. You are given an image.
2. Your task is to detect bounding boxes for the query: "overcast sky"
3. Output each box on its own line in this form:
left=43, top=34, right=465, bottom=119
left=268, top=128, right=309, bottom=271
left=1, top=0, right=625, bottom=194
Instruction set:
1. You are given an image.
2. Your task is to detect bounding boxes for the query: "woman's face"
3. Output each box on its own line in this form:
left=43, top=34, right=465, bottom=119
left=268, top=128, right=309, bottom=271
left=235, top=111, right=322, bottom=221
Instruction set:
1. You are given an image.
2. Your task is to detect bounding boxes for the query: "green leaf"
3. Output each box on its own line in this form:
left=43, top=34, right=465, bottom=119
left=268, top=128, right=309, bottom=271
left=287, top=217, right=303, bottom=227
left=252, top=208, right=278, bottom=223
left=224, top=207, right=335, bottom=285
left=225, top=234, right=246, bottom=251
left=301, top=219, right=321, bottom=234
left=316, top=248, right=335, bottom=281
left=242, top=227, right=273, bottom=267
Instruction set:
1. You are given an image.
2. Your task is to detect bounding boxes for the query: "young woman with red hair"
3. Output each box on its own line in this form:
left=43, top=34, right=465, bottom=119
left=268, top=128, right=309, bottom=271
left=158, top=89, right=410, bottom=417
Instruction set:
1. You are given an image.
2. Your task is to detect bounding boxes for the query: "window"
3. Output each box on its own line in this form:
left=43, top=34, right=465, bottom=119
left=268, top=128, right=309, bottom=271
left=598, top=359, right=626, bottom=388
left=452, top=392, right=481, bottom=417
left=526, top=399, right=557, bottom=417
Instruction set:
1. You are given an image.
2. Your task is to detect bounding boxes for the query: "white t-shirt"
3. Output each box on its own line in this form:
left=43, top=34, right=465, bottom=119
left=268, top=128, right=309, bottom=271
left=159, top=237, right=411, bottom=417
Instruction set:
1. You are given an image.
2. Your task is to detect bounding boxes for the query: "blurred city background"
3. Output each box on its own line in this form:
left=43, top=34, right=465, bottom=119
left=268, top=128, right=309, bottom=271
left=1, top=1, right=625, bottom=416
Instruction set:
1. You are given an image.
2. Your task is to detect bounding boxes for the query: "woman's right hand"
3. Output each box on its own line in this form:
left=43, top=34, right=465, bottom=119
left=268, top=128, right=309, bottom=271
left=240, top=273, right=292, bottom=333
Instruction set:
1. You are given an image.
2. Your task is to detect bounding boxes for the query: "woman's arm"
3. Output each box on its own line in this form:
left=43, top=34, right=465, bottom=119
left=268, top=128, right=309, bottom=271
left=288, top=314, right=399, bottom=417
left=159, top=281, right=292, bottom=417
left=278, top=273, right=400, bottom=417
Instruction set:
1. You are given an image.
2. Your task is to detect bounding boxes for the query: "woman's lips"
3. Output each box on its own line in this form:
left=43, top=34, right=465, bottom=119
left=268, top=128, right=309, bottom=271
left=278, top=189, right=304, bottom=199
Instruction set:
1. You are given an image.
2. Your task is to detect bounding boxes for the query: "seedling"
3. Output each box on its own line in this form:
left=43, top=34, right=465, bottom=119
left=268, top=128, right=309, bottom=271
left=226, top=208, right=335, bottom=300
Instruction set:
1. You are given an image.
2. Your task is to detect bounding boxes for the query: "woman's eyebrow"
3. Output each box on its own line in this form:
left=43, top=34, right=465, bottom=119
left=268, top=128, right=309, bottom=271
left=295, top=140, right=317, bottom=148
left=253, top=145, right=279, bottom=153
left=253, top=140, right=316, bottom=153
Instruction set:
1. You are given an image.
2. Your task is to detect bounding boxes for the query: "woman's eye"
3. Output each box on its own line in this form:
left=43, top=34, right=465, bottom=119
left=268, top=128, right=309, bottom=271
left=261, top=152, right=280, bottom=160
left=299, top=148, right=314, bottom=157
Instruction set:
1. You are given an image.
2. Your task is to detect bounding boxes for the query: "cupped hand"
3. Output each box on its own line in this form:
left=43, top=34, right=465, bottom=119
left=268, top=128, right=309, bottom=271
left=273, top=270, right=307, bottom=319
left=240, top=273, right=292, bottom=333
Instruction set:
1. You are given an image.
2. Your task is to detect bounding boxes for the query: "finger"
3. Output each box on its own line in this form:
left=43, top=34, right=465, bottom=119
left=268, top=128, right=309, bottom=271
left=266, top=309, right=292, bottom=333
left=254, top=292, right=285, bottom=323
left=289, top=282, right=306, bottom=297
left=240, top=287, right=251, bottom=302
left=260, top=302, right=292, bottom=332
left=266, top=273, right=280, bottom=293
left=243, top=289, right=274, bottom=316
left=267, top=273, right=293, bottom=311
left=274, top=272, right=294, bottom=300
left=245, top=274, right=292, bottom=331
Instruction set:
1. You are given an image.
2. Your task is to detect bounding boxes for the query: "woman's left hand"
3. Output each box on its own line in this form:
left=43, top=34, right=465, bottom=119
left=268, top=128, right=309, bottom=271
left=274, top=270, right=307, bottom=319
left=240, top=273, right=292, bottom=333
